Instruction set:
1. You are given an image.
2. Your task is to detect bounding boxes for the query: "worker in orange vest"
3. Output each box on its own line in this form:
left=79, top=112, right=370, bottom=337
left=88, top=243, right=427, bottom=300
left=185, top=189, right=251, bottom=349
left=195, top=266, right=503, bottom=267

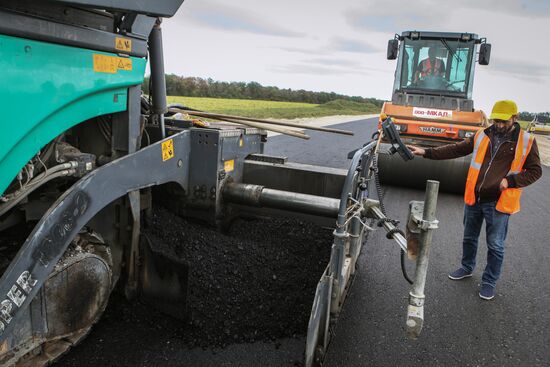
left=414, top=46, right=446, bottom=83
left=408, top=100, right=542, bottom=300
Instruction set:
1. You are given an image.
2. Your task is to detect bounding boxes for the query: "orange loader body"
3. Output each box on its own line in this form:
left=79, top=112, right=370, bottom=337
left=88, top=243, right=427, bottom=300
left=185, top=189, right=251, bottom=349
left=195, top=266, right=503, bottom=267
left=379, top=102, right=488, bottom=146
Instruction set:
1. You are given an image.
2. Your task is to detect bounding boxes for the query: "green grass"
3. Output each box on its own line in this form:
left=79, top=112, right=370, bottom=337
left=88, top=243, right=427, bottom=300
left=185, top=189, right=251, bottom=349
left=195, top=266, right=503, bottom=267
left=166, top=96, right=380, bottom=119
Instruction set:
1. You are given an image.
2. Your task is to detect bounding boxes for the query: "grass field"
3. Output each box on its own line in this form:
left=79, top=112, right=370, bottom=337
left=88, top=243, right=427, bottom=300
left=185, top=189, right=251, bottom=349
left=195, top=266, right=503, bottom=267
left=166, top=96, right=381, bottom=119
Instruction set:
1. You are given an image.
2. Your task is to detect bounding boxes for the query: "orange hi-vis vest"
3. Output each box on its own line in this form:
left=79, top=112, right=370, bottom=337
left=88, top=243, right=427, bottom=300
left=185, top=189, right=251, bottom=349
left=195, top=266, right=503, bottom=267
left=420, top=58, right=443, bottom=77
left=464, top=129, right=534, bottom=214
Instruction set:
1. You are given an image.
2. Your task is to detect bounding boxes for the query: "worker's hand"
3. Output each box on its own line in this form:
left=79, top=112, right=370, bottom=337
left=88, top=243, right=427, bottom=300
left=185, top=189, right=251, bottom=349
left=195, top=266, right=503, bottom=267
left=499, top=178, right=509, bottom=191
left=408, top=145, right=425, bottom=156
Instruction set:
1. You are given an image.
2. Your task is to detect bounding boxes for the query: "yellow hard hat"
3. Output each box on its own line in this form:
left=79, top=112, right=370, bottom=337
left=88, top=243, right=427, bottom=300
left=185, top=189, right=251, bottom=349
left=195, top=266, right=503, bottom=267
left=489, top=100, right=518, bottom=120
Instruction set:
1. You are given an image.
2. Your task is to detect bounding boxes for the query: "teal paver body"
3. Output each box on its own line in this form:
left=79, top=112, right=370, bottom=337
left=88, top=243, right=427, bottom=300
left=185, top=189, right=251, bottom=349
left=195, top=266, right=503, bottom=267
left=0, top=34, right=146, bottom=195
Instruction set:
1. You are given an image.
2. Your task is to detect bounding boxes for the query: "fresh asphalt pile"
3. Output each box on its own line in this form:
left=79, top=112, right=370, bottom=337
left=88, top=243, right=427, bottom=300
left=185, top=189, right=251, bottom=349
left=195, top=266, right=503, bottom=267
left=142, top=206, right=332, bottom=348
left=1, top=204, right=333, bottom=366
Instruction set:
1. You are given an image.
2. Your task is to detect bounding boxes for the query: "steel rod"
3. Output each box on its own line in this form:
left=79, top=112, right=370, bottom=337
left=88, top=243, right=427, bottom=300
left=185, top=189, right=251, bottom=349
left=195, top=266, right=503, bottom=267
left=222, top=182, right=339, bottom=217
left=207, top=115, right=310, bottom=140
left=171, top=109, right=354, bottom=136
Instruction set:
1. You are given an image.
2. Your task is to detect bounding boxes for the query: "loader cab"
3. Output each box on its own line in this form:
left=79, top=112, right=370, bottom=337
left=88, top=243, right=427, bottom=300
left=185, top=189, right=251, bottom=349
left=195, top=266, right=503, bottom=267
left=389, top=31, right=490, bottom=111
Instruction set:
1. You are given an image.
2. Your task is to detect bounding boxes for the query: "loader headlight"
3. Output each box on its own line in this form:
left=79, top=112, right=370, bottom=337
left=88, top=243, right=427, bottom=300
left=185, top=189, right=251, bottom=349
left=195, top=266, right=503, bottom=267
left=458, top=130, right=475, bottom=138
left=394, top=124, right=408, bottom=133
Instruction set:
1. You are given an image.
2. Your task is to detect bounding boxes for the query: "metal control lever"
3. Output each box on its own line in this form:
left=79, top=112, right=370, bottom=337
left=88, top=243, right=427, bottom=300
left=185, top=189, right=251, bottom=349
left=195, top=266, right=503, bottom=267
left=381, top=117, right=414, bottom=161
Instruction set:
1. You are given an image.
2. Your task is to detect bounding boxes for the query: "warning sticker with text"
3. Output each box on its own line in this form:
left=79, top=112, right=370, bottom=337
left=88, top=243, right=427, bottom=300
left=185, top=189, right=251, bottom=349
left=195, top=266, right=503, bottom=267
left=117, top=58, right=132, bottom=71
left=224, top=160, right=235, bottom=172
left=115, top=37, right=132, bottom=52
left=162, top=139, right=175, bottom=161
left=412, top=107, right=453, bottom=119
left=93, top=54, right=133, bottom=73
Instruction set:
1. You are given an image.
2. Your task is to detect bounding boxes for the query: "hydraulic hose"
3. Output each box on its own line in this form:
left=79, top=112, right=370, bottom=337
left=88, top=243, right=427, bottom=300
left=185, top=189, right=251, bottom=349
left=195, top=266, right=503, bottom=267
left=0, top=163, right=76, bottom=217
left=400, top=247, right=414, bottom=284
left=373, top=143, right=413, bottom=284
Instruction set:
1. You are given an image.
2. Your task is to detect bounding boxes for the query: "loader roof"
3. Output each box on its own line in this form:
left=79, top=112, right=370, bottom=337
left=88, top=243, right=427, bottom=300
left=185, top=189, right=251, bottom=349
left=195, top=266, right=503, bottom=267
left=400, top=31, right=481, bottom=42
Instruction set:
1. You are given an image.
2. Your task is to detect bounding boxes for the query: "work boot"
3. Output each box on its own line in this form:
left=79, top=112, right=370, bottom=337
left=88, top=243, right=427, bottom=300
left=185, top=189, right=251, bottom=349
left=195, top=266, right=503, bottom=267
left=479, top=283, right=495, bottom=300
left=448, top=268, right=472, bottom=280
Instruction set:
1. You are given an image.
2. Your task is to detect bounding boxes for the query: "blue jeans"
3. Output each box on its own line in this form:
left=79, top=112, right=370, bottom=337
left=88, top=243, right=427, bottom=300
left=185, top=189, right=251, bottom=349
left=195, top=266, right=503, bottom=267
left=461, top=202, right=510, bottom=287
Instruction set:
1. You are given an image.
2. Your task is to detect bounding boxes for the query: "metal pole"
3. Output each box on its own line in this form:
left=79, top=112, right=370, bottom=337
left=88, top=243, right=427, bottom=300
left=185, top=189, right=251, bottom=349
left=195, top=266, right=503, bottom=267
left=406, top=180, right=439, bottom=339
left=222, top=182, right=340, bottom=217
left=173, top=109, right=355, bottom=136
left=148, top=18, right=167, bottom=139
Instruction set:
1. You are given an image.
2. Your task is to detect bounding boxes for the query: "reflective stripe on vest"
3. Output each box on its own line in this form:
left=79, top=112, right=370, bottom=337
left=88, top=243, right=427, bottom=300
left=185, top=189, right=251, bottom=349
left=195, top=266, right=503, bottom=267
left=464, top=129, right=534, bottom=214
left=464, top=130, right=489, bottom=205
left=420, top=58, right=443, bottom=77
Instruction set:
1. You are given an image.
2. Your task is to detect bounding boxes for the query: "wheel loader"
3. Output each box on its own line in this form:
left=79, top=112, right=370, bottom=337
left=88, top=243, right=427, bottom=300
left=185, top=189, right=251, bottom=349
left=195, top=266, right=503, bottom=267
left=0, top=2, right=440, bottom=366
left=378, top=31, right=492, bottom=193
left=527, top=115, right=550, bottom=135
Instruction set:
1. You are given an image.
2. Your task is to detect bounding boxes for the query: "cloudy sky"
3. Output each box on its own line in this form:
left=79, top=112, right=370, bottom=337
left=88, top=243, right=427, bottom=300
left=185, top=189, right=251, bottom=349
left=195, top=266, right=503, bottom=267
left=162, top=0, right=549, bottom=113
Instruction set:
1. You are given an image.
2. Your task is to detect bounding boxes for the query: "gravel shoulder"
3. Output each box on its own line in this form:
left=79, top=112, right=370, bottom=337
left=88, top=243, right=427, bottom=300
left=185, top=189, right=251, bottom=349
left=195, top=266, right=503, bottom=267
left=266, top=114, right=379, bottom=137
left=534, top=133, right=550, bottom=166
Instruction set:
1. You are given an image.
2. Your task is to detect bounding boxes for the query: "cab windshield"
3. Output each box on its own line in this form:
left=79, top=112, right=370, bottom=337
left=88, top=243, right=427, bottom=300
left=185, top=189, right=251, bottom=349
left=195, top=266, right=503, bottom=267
left=397, top=38, right=475, bottom=96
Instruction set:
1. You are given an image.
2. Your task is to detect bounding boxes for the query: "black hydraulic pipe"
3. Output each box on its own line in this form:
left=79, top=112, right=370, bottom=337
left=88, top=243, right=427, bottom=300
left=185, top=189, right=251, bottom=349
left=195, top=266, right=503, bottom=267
left=148, top=18, right=167, bottom=138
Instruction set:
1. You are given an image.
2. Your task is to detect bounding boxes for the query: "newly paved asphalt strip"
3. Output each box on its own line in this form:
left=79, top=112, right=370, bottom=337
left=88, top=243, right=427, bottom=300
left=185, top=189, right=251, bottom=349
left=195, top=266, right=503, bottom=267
left=56, top=117, right=549, bottom=366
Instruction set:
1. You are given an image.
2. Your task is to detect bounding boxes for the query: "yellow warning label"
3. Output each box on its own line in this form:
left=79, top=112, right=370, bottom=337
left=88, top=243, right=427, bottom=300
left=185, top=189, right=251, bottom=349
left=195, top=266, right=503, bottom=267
left=162, top=139, right=175, bottom=161
left=224, top=160, right=235, bottom=172
left=93, top=54, right=118, bottom=73
left=115, top=37, right=132, bottom=52
left=93, top=54, right=133, bottom=73
left=117, top=58, right=132, bottom=71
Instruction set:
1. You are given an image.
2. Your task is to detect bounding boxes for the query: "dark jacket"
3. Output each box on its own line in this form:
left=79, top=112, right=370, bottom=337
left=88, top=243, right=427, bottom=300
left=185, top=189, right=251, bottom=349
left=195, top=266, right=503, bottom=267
left=424, top=123, right=542, bottom=203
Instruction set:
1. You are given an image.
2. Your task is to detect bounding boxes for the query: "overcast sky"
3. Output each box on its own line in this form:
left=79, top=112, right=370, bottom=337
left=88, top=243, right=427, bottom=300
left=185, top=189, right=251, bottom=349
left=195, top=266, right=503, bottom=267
left=162, top=0, right=549, bottom=113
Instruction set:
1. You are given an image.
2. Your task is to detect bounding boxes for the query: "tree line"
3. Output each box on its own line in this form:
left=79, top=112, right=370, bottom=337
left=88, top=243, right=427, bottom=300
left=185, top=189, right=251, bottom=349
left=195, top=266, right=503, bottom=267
left=143, top=75, right=548, bottom=121
left=518, top=112, right=550, bottom=123
left=143, top=74, right=385, bottom=107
